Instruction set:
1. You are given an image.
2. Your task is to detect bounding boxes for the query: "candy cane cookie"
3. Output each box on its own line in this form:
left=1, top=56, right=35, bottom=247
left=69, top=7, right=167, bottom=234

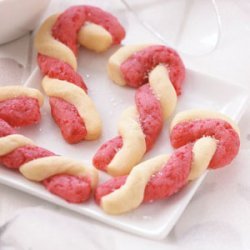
left=93, top=45, right=185, bottom=176
left=95, top=110, right=240, bottom=214
left=0, top=86, right=44, bottom=127
left=35, top=5, right=125, bottom=143
left=0, top=118, right=98, bottom=203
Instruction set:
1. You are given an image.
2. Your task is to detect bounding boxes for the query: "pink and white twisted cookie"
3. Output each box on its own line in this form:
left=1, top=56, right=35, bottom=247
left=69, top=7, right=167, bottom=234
left=0, top=118, right=98, bottom=203
left=35, top=5, right=125, bottom=144
left=93, top=45, right=185, bottom=176
left=0, top=86, right=98, bottom=203
left=95, top=110, right=240, bottom=214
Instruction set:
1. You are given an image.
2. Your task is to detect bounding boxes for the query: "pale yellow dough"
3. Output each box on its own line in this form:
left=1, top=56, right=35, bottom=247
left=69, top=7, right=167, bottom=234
left=107, top=107, right=147, bottom=176
left=149, top=65, right=177, bottom=119
left=0, top=134, right=33, bottom=156
left=189, top=137, right=217, bottom=180
left=0, top=86, right=44, bottom=106
left=170, top=109, right=240, bottom=135
left=101, top=154, right=169, bottom=214
left=42, top=76, right=102, bottom=140
left=20, top=156, right=98, bottom=188
left=78, top=22, right=113, bottom=52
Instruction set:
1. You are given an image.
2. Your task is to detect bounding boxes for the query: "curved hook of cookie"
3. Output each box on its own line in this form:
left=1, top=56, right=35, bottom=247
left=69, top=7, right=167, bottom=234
left=170, top=109, right=240, bottom=168
left=93, top=44, right=185, bottom=176
left=95, top=109, right=240, bottom=214
left=35, top=5, right=126, bottom=144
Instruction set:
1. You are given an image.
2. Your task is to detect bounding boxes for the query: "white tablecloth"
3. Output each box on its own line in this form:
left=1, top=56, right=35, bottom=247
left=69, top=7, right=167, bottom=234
left=0, top=0, right=250, bottom=249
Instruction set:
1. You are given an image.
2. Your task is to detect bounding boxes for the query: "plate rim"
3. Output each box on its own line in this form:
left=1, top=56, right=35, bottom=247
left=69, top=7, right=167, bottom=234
left=0, top=66, right=248, bottom=240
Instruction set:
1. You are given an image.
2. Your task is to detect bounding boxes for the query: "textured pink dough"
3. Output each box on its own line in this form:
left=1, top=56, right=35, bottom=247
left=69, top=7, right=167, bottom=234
left=44, top=175, right=91, bottom=203
left=95, top=176, right=127, bottom=205
left=170, top=119, right=240, bottom=168
left=52, top=6, right=86, bottom=55
left=38, top=55, right=88, bottom=91
left=0, top=97, right=41, bottom=127
left=143, top=144, right=192, bottom=202
left=83, top=6, right=125, bottom=44
left=0, top=119, right=15, bottom=136
left=135, top=84, right=163, bottom=151
left=38, top=5, right=125, bottom=143
left=0, top=119, right=92, bottom=203
left=0, top=145, right=55, bottom=169
left=120, top=45, right=185, bottom=95
left=50, top=97, right=87, bottom=144
left=93, top=136, right=123, bottom=171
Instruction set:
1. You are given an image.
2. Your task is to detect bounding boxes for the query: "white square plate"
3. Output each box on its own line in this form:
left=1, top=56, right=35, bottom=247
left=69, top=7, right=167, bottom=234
left=0, top=46, right=248, bottom=239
